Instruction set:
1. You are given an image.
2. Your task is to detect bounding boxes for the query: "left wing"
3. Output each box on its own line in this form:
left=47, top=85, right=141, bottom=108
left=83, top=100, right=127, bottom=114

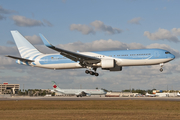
left=39, top=34, right=101, bottom=66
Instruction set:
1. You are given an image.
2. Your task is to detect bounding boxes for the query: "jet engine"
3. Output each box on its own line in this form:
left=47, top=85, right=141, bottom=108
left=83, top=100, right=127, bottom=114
left=101, top=59, right=115, bottom=68
left=81, top=91, right=87, bottom=96
left=86, top=93, right=91, bottom=97
left=101, top=59, right=122, bottom=71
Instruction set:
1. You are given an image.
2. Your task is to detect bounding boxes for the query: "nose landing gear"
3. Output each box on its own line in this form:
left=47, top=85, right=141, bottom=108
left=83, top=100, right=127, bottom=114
left=159, top=63, right=164, bottom=72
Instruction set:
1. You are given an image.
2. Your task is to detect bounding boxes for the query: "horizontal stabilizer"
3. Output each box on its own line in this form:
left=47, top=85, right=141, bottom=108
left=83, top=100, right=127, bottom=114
left=6, top=55, right=34, bottom=62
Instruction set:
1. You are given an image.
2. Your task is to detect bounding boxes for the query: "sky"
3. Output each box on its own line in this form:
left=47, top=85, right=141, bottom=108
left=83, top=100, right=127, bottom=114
left=0, top=0, right=180, bottom=91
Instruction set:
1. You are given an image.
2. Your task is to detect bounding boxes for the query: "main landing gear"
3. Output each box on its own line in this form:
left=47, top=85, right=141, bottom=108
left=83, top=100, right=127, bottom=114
left=159, top=63, right=164, bottom=72
left=85, top=68, right=99, bottom=76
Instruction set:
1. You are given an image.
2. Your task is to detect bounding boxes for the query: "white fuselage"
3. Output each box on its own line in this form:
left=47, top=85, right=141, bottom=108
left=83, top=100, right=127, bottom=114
left=53, top=88, right=106, bottom=95
left=17, top=49, right=175, bottom=70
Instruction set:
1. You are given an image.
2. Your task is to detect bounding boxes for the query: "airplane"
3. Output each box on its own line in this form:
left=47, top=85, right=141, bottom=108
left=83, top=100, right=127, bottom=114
left=51, top=81, right=106, bottom=97
left=6, top=30, right=175, bottom=76
left=145, top=92, right=158, bottom=97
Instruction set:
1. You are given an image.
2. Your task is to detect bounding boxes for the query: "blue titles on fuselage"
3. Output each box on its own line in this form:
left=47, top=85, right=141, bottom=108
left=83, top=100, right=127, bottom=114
left=39, top=54, right=75, bottom=65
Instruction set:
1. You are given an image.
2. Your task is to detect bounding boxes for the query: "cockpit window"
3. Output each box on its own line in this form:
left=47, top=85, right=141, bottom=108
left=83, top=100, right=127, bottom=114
left=165, top=52, right=171, bottom=54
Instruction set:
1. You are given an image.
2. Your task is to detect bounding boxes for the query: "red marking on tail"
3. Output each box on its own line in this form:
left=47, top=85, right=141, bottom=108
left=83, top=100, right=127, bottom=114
left=53, top=85, right=57, bottom=88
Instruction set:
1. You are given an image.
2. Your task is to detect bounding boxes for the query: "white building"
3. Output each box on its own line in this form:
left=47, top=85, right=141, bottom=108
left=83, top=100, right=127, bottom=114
left=105, top=92, right=138, bottom=97
left=0, top=82, right=20, bottom=94
left=156, top=93, right=178, bottom=97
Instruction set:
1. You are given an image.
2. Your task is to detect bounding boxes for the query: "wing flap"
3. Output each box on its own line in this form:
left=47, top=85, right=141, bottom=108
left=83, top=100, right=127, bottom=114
left=6, top=55, right=34, bottom=62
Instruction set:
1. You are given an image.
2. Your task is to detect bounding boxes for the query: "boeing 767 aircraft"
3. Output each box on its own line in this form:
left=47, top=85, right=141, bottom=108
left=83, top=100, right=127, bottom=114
left=6, top=31, right=175, bottom=76
left=51, top=81, right=106, bottom=97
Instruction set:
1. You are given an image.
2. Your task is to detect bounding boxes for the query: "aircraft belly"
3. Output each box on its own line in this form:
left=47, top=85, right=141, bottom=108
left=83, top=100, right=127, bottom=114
left=120, top=58, right=172, bottom=66
left=36, top=63, right=82, bottom=69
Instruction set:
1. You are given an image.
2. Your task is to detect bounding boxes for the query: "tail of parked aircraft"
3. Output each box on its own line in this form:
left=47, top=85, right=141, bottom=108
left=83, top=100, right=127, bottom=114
left=11, top=30, right=42, bottom=58
left=51, top=81, right=61, bottom=90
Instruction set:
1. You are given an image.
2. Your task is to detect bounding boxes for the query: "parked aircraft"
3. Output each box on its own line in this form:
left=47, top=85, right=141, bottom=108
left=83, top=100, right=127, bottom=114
left=145, top=93, right=158, bottom=97
left=177, top=92, right=180, bottom=97
left=51, top=81, right=106, bottom=97
left=6, top=31, right=175, bottom=76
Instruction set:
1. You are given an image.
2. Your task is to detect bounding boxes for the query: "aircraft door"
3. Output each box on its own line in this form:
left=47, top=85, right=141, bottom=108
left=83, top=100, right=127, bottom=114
left=154, top=51, right=159, bottom=58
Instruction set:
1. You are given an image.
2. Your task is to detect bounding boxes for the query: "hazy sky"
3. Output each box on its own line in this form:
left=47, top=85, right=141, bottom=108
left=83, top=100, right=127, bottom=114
left=0, top=0, right=180, bottom=91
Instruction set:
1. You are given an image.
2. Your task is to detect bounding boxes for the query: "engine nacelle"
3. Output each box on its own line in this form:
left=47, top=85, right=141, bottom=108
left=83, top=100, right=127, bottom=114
left=81, top=91, right=87, bottom=96
left=109, top=66, right=122, bottom=71
left=102, top=66, right=122, bottom=71
left=86, top=93, right=91, bottom=97
left=101, top=59, right=115, bottom=68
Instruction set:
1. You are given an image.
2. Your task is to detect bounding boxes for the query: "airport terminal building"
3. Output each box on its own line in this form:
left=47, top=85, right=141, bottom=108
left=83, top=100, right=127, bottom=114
left=0, top=82, right=20, bottom=94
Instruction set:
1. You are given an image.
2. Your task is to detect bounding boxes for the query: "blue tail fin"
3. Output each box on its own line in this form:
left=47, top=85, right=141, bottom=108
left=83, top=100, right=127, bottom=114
left=11, top=30, right=42, bottom=58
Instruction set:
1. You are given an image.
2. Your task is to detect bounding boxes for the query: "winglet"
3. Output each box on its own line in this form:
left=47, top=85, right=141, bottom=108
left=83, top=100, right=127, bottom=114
left=39, top=33, right=54, bottom=48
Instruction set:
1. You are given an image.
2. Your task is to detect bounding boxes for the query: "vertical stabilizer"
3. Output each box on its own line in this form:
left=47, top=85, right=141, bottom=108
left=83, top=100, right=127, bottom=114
left=51, top=81, right=61, bottom=90
left=11, top=30, right=42, bottom=58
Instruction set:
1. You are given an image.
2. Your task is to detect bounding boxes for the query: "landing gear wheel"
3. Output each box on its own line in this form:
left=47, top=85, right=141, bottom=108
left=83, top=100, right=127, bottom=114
left=90, top=71, right=95, bottom=75
left=85, top=67, right=99, bottom=76
left=95, top=73, right=99, bottom=76
left=85, top=70, right=89, bottom=74
left=160, top=68, right=163, bottom=72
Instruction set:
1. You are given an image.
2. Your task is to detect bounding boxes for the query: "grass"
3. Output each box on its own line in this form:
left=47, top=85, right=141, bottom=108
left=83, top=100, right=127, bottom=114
left=0, top=100, right=180, bottom=120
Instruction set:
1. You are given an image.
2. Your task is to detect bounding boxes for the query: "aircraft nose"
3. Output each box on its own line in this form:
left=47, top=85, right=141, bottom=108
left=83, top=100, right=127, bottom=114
left=172, top=54, right=175, bottom=59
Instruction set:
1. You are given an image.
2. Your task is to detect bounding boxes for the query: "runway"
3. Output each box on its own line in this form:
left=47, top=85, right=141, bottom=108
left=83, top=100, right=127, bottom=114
left=0, top=96, right=180, bottom=101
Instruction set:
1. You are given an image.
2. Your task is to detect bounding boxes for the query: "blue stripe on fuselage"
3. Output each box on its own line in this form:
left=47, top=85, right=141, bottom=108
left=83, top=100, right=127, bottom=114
left=93, top=49, right=169, bottom=60
left=39, top=49, right=173, bottom=65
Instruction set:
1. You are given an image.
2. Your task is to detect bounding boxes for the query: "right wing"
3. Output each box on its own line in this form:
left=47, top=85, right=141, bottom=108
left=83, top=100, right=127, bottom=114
left=6, top=55, right=34, bottom=62
left=39, top=34, right=101, bottom=66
